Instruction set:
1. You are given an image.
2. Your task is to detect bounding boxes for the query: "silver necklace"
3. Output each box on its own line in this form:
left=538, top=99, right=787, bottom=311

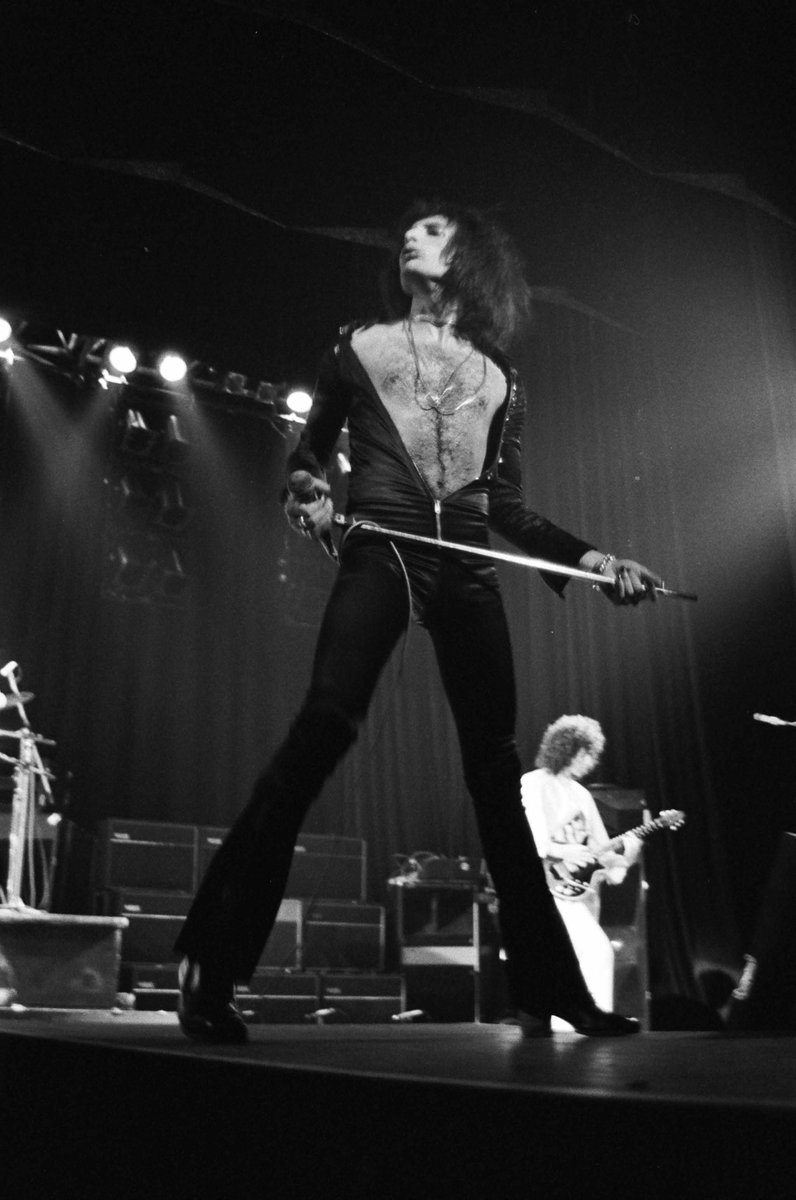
left=404, top=319, right=485, bottom=415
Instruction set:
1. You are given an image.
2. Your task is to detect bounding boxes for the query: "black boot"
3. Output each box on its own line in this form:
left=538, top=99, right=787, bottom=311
left=177, top=959, right=248, bottom=1045
left=518, top=1003, right=640, bottom=1038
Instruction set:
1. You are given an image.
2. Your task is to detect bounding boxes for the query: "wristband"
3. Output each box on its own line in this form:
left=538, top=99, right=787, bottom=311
left=591, top=553, right=616, bottom=591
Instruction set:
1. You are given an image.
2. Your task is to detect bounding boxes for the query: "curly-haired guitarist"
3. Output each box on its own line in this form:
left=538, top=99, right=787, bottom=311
left=522, top=714, right=640, bottom=1028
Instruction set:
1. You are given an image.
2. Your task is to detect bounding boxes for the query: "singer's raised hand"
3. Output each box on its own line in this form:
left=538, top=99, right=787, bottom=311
left=285, top=470, right=334, bottom=539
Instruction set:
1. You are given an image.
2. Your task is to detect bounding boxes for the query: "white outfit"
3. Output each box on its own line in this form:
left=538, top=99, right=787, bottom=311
left=521, top=767, right=631, bottom=1028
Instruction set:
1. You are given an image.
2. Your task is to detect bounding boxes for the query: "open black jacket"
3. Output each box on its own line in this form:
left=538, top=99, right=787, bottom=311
left=287, top=324, right=593, bottom=593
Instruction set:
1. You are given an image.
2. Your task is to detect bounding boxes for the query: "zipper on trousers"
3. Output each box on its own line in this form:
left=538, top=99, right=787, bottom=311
left=434, top=498, right=442, bottom=540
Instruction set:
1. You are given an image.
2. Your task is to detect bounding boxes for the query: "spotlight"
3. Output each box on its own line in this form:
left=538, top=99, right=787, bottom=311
left=159, top=548, right=190, bottom=598
left=116, top=474, right=157, bottom=517
left=285, top=389, right=313, bottom=415
left=0, top=317, right=11, bottom=343
left=223, top=372, right=247, bottom=395
left=255, top=381, right=279, bottom=405
left=157, top=480, right=189, bottom=529
left=109, top=545, right=148, bottom=590
left=157, top=353, right=188, bottom=384
left=107, top=344, right=138, bottom=375
left=121, top=409, right=157, bottom=456
left=163, top=414, right=190, bottom=464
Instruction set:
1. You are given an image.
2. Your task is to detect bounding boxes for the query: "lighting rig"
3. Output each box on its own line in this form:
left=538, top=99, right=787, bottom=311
left=0, top=315, right=321, bottom=608
left=0, top=317, right=314, bottom=424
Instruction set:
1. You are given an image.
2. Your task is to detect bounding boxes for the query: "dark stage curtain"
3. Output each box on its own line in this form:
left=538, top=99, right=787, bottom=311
left=2, top=197, right=795, bottom=1016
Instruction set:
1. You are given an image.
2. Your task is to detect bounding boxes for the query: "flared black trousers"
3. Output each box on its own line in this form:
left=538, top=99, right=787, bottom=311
left=176, top=538, right=591, bottom=1017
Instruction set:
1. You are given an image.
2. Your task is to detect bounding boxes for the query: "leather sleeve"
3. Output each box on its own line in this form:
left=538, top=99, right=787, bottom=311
left=286, top=339, right=352, bottom=481
left=488, top=372, right=594, bottom=594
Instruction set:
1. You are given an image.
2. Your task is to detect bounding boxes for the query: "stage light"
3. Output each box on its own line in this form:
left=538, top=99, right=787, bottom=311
left=121, top=409, right=157, bottom=456
left=116, top=474, right=157, bottom=517
left=285, top=389, right=313, bottom=414
left=0, top=318, right=12, bottom=343
left=157, top=353, right=188, bottom=384
left=0, top=347, right=15, bottom=366
left=157, top=480, right=189, bottom=529
left=107, top=344, right=138, bottom=375
left=223, top=372, right=247, bottom=395
left=255, top=381, right=279, bottom=405
left=158, top=548, right=190, bottom=598
left=163, top=414, right=190, bottom=464
left=109, top=545, right=148, bottom=589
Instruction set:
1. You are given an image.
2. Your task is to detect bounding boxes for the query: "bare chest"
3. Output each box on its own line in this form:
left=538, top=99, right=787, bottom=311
left=352, top=324, right=507, bottom=498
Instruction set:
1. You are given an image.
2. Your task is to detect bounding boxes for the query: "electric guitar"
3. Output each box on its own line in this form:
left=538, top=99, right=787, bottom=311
left=545, top=808, right=686, bottom=901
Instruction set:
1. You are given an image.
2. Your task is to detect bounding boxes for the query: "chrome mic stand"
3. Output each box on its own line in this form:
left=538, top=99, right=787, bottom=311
left=0, top=662, right=56, bottom=911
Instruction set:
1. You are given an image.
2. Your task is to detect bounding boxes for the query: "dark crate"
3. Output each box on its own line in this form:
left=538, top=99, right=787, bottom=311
left=303, top=900, right=384, bottom=970
left=121, top=913, right=183, bottom=964
left=94, top=819, right=197, bottom=893
left=285, top=834, right=366, bottom=902
left=403, top=964, right=480, bottom=1023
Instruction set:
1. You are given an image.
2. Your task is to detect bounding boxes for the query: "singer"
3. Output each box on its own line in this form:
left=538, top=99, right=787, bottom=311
left=175, top=200, right=662, bottom=1041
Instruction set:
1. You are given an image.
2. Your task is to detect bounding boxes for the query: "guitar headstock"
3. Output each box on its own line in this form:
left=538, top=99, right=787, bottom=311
left=658, top=809, right=686, bottom=830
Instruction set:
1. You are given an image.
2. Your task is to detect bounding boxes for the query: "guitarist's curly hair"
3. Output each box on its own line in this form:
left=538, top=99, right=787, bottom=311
left=535, top=714, right=606, bottom=776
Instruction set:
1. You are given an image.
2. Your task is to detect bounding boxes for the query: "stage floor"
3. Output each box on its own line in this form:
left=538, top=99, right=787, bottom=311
left=2, top=1007, right=796, bottom=1108
left=2, top=1010, right=794, bottom=1197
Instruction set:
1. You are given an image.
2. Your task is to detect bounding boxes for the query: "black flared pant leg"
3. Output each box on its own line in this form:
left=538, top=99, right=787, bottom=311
left=175, top=546, right=411, bottom=981
left=427, top=561, right=592, bottom=1016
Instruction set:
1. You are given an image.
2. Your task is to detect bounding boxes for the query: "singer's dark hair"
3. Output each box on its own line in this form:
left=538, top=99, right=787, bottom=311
left=379, top=198, right=532, bottom=355
left=535, top=714, right=606, bottom=775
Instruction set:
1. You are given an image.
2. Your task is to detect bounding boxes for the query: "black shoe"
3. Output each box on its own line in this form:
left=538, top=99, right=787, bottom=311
left=518, top=1004, right=640, bottom=1038
left=178, top=958, right=248, bottom=1045
left=556, top=1003, right=640, bottom=1037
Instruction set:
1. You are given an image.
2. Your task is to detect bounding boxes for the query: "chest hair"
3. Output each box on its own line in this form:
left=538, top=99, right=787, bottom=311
left=352, top=323, right=507, bottom=498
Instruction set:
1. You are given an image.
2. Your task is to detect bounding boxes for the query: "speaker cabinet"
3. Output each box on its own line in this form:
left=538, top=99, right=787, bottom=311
left=94, top=819, right=197, bottom=892
left=303, top=900, right=385, bottom=970
left=286, top=833, right=367, bottom=902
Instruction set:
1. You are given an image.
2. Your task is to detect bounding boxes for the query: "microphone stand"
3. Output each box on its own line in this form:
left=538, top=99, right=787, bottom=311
left=331, top=516, right=698, bottom=601
left=0, top=665, right=56, bottom=912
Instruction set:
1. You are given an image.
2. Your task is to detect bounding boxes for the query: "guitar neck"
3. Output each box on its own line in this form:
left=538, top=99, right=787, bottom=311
left=605, top=816, right=671, bottom=853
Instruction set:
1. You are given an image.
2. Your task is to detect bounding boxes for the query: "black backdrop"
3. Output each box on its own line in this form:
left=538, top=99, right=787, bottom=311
left=1, top=1, right=796, bottom=1012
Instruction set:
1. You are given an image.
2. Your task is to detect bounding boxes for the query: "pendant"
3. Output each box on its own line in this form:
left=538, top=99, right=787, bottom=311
left=421, top=386, right=453, bottom=410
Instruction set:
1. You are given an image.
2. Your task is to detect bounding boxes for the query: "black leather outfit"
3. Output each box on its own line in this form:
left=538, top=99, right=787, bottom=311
left=176, top=326, right=598, bottom=1017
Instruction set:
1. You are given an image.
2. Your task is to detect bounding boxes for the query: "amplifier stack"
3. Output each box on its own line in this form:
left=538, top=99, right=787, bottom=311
left=93, top=819, right=402, bottom=1023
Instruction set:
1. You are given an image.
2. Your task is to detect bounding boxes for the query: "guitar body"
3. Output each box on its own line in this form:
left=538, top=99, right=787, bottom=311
left=545, top=857, right=601, bottom=897
left=544, top=809, right=686, bottom=902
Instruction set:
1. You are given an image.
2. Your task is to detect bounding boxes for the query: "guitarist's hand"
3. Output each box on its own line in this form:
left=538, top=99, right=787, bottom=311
left=554, top=844, right=598, bottom=871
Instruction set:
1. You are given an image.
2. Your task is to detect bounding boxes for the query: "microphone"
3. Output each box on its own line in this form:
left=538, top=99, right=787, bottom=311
left=288, top=471, right=337, bottom=561
left=288, top=470, right=321, bottom=503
